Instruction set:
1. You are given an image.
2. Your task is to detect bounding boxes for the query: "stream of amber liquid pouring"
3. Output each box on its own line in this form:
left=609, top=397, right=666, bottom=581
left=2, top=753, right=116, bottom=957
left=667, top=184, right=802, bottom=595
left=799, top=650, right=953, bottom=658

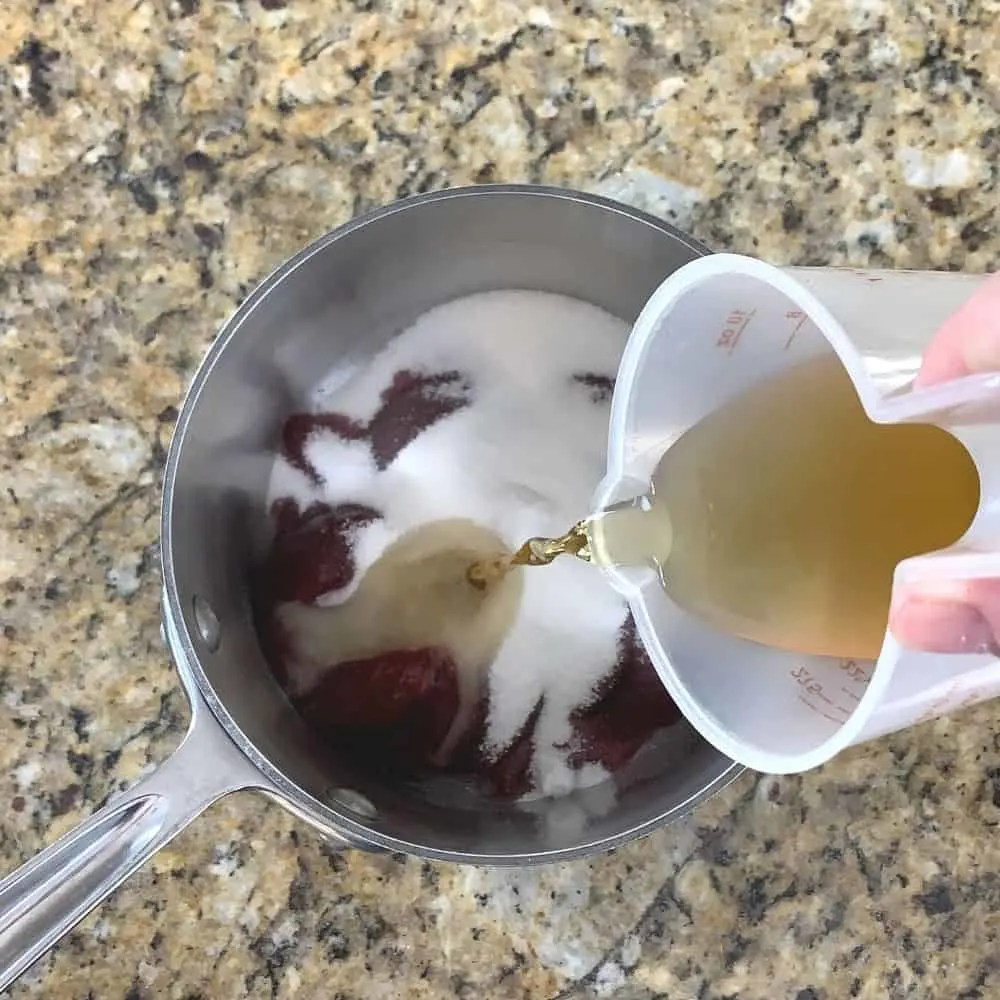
left=466, top=522, right=593, bottom=590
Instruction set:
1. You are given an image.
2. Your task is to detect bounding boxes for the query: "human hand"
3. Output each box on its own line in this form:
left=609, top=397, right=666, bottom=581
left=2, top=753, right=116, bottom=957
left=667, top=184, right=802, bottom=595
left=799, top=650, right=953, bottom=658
left=888, top=273, right=1000, bottom=654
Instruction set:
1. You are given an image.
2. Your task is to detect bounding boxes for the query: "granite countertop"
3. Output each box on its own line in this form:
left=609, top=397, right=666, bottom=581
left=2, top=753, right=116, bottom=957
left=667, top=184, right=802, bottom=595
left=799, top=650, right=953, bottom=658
left=2, top=0, right=1000, bottom=996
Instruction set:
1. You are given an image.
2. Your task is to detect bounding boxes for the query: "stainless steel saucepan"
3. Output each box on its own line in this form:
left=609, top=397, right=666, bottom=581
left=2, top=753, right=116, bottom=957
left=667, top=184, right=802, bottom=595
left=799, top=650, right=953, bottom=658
left=0, top=185, right=742, bottom=989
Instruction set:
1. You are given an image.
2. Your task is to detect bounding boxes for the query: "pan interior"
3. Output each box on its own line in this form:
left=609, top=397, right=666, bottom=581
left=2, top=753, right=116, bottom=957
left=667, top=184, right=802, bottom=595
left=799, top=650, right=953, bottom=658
left=164, top=188, right=738, bottom=862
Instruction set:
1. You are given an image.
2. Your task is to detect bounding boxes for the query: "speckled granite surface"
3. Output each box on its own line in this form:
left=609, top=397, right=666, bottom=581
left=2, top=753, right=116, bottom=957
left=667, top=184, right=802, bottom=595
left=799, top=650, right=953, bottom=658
left=3, top=0, right=1000, bottom=997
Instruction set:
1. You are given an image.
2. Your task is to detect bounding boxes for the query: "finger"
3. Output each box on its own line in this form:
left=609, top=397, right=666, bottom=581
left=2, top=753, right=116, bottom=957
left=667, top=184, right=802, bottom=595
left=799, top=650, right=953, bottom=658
left=889, top=595, right=996, bottom=654
left=889, top=578, right=1000, bottom=655
left=916, top=272, right=1000, bottom=386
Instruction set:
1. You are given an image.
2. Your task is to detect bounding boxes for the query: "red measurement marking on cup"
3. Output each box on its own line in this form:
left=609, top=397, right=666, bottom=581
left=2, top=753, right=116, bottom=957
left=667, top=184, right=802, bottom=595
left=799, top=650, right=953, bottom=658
left=783, top=310, right=808, bottom=350
left=838, top=658, right=871, bottom=703
left=838, top=659, right=871, bottom=683
left=848, top=269, right=883, bottom=284
left=715, top=309, right=755, bottom=355
left=791, top=665, right=854, bottom=722
left=797, top=695, right=848, bottom=724
left=791, top=665, right=834, bottom=704
left=915, top=683, right=982, bottom=725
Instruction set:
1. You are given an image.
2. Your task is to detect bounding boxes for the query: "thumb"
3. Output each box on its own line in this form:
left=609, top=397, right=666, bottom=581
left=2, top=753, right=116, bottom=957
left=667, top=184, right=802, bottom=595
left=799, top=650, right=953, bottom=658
left=890, top=578, right=1000, bottom=655
left=916, top=271, right=1000, bottom=386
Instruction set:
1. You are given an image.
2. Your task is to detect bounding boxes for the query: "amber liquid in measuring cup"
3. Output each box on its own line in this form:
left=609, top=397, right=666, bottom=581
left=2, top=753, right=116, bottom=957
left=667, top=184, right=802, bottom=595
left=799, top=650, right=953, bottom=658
left=483, top=354, right=981, bottom=661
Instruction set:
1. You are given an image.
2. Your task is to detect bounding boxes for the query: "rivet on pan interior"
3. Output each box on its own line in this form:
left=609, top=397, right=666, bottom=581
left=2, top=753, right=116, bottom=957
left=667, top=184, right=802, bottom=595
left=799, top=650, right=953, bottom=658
left=327, top=787, right=378, bottom=820
left=192, top=595, right=221, bottom=652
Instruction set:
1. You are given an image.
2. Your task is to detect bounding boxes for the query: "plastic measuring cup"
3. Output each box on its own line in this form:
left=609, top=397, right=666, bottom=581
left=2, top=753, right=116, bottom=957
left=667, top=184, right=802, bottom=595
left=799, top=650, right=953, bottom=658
left=596, top=253, right=1000, bottom=774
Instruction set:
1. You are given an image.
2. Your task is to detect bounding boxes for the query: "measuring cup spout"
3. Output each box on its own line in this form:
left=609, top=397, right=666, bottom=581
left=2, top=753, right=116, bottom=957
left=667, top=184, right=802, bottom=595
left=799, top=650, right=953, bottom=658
left=585, top=494, right=673, bottom=569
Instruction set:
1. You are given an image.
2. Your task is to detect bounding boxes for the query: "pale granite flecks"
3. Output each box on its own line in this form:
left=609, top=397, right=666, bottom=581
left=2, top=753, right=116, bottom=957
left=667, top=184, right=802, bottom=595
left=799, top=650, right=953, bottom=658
left=3, top=0, right=1000, bottom=997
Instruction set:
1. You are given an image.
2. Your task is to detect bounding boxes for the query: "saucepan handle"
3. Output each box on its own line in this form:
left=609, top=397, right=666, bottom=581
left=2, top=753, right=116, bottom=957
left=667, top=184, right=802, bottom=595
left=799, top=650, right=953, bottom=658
left=0, top=698, right=263, bottom=991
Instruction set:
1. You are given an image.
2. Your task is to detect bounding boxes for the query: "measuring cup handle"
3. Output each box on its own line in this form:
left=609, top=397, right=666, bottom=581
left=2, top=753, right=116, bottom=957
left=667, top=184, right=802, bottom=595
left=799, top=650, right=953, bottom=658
left=0, top=701, right=262, bottom=991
